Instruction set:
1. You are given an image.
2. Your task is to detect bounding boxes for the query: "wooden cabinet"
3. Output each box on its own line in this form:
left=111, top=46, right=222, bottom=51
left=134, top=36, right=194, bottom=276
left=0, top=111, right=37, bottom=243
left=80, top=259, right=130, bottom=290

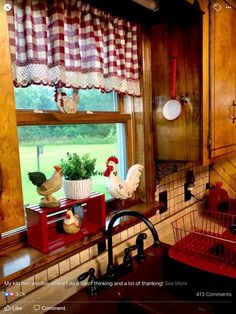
left=151, top=10, right=202, bottom=161
left=152, top=0, right=236, bottom=163
left=0, top=8, right=24, bottom=233
left=208, top=2, right=236, bottom=158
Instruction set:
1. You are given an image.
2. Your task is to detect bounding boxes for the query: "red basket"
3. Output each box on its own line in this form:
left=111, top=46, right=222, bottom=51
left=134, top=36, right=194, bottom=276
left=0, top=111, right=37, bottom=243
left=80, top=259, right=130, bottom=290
left=169, top=210, right=236, bottom=278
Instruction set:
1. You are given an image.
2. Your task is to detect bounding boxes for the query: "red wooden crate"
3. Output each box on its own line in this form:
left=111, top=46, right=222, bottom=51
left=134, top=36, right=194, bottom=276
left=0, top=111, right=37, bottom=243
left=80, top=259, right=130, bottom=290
left=26, top=192, right=106, bottom=253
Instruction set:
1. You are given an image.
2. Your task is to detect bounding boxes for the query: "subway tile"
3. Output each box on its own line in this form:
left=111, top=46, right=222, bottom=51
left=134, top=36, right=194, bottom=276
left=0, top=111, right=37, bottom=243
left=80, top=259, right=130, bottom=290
left=178, top=195, right=182, bottom=203
left=134, top=223, right=141, bottom=235
left=112, top=233, right=121, bottom=246
left=177, top=203, right=182, bottom=211
left=34, top=270, right=48, bottom=286
left=47, top=264, right=60, bottom=281
left=140, top=221, right=147, bottom=232
left=159, top=185, right=164, bottom=193
left=127, top=226, right=135, bottom=238
left=20, top=276, right=36, bottom=295
left=173, top=204, right=178, bottom=213
left=59, top=259, right=70, bottom=275
left=70, top=253, right=81, bottom=269
left=120, top=229, right=128, bottom=242
left=149, top=215, right=157, bottom=225
left=80, top=249, right=90, bottom=264
left=155, top=211, right=161, bottom=222
left=89, top=245, right=98, bottom=258
left=169, top=198, right=174, bottom=208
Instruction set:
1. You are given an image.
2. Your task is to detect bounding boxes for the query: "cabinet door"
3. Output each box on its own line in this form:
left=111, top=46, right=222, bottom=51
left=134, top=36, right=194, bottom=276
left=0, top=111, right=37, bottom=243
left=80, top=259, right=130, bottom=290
left=0, top=8, right=24, bottom=233
left=210, top=3, right=236, bottom=158
left=152, top=21, right=202, bottom=162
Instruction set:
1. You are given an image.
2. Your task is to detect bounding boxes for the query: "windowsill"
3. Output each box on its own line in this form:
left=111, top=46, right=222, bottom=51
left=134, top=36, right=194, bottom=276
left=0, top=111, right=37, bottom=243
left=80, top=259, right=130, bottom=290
left=0, top=201, right=162, bottom=288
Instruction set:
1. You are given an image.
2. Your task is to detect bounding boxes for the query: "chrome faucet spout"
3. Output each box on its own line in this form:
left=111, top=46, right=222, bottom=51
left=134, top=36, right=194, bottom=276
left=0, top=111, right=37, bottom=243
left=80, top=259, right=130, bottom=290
left=106, top=210, right=161, bottom=277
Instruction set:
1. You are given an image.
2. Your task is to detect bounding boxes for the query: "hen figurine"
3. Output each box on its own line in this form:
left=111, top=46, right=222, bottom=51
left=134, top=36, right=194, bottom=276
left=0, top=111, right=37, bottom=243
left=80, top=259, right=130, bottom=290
left=103, top=156, right=144, bottom=199
left=63, top=209, right=81, bottom=234
left=28, top=166, right=63, bottom=207
left=55, top=88, right=79, bottom=113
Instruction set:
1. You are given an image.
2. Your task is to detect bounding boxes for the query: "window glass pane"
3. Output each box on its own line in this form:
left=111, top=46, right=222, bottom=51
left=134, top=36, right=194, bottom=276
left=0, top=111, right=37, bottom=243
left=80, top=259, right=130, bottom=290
left=14, top=86, right=117, bottom=111
left=18, top=124, right=125, bottom=205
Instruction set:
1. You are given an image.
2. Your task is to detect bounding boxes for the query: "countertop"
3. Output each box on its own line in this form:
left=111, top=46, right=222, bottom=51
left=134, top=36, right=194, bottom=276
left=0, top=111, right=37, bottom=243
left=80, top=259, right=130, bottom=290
left=47, top=243, right=235, bottom=313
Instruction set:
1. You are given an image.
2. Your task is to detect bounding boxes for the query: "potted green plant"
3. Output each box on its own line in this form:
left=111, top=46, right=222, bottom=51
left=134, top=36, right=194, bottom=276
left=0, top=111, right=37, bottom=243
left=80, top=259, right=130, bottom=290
left=61, top=152, right=98, bottom=199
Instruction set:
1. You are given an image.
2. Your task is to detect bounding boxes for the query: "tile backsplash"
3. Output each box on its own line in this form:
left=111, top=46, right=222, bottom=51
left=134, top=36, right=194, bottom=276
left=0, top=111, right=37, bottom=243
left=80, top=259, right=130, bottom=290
left=155, top=163, right=209, bottom=218
left=0, top=163, right=209, bottom=313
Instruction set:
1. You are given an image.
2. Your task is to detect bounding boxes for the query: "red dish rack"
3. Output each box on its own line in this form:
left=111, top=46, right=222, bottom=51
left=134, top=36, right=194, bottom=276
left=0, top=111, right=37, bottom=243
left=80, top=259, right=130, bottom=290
left=26, top=192, right=106, bottom=253
left=169, top=210, right=236, bottom=278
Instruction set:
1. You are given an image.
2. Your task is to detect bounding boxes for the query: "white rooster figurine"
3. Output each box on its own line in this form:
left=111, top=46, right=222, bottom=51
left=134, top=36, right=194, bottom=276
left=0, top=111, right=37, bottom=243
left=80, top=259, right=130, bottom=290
left=103, top=156, right=144, bottom=200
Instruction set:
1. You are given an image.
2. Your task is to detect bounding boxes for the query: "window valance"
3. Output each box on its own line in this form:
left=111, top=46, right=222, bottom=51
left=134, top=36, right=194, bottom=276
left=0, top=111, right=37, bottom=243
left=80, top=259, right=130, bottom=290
left=7, top=0, right=141, bottom=96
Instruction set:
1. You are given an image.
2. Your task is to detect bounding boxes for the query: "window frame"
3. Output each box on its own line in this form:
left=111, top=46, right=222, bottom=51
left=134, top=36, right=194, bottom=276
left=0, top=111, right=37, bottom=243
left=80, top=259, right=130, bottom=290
left=1, top=15, right=156, bottom=253
left=16, top=95, right=133, bottom=208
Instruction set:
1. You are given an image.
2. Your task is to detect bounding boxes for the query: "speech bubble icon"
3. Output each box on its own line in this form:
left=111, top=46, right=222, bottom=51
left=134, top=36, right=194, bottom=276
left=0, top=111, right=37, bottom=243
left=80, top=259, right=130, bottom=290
left=33, top=304, right=40, bottom=311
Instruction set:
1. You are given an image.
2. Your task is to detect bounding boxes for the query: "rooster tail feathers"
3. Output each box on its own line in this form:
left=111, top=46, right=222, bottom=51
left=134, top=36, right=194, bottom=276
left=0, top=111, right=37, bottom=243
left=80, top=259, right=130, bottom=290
left=125, top=164, right=144, bottom=193
left=28, top=172, right=47, bottom=187
left=126, top=164, right=144, bottom=179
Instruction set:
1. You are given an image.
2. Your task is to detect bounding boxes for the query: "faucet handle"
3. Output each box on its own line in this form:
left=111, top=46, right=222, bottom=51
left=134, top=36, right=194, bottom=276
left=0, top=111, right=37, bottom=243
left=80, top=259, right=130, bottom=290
left=78, top=268, right=93, bottom=281
left=136, top=233, right=147, bottom=262
left=123, top=245, right=138, bottom=268
left=77, top=268, right=97, bottom=296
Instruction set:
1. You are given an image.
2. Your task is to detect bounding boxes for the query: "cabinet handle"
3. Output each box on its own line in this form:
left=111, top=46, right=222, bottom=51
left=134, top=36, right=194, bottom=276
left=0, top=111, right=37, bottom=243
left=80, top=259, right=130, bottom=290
left=230, top=100, right=236, bottom=123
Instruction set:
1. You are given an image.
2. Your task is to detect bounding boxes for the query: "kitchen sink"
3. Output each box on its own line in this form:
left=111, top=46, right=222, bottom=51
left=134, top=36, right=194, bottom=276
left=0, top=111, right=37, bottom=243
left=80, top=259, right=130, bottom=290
left=47, top=244, right=235, bottom=314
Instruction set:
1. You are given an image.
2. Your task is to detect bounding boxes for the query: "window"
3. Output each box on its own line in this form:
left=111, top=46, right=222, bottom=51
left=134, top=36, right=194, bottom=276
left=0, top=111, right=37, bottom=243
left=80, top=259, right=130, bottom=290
left=1, top=1, right=156, bottom=245
left=14, top=86, right=118, bottom=112
left=15, top=86, right=130, bottom=206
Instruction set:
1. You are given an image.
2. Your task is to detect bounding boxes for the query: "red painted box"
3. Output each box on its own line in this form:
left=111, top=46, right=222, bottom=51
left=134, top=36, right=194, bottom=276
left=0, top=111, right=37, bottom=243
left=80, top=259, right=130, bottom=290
left=26, top=192, right=106, bottom=253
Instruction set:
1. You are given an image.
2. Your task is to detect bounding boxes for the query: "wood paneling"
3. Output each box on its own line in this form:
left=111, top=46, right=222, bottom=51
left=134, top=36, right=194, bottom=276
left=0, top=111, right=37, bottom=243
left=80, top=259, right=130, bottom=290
left=199, top=0, right=210, bottom=164
left=133, top=26, right=156, bottom=203
left=209, top=3, right=236, bottom=157
left=151, top=18, right=202, bottom=161
left=0, top=7, right=24, bottom=233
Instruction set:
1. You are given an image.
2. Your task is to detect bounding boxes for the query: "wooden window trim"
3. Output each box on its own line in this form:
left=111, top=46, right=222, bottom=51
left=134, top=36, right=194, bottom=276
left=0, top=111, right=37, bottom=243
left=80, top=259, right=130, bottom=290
left=16, top=110, right=131, bottom=126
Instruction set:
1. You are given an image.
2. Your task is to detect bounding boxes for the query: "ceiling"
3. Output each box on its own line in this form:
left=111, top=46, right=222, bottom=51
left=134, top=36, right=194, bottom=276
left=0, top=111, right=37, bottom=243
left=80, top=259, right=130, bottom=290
left=85, top=0, right=203, bottom=24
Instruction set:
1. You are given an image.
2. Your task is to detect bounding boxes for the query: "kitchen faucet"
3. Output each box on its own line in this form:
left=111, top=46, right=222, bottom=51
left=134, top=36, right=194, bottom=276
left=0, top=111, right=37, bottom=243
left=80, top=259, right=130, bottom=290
left=78, top=210, right=161, bottom=295
left=106, top=210, right=161, bottom=277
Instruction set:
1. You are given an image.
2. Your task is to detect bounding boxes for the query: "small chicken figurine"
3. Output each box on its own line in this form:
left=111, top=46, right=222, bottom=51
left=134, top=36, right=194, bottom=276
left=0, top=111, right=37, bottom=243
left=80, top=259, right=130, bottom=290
left=103, top=156, right=144, bottom=200
left=63, top=209, right=81, bottom=234
left=55, top=88, right=79, bottom=114
left=28, top=166, right=63, bottom=207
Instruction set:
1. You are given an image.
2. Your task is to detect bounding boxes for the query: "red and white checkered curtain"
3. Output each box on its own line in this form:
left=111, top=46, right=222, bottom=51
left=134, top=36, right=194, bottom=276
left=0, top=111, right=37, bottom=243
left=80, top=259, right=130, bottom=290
left=7, top=0, right=140, bottom=96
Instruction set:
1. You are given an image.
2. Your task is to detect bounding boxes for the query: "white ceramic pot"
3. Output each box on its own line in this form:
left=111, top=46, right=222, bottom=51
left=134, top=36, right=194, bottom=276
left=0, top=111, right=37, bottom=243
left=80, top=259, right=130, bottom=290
left=63, top=178, right=92, bottom=200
